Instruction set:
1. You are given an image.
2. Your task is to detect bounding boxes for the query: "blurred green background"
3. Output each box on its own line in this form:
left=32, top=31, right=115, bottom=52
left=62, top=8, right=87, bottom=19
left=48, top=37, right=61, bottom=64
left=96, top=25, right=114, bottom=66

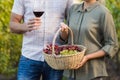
left=0, top=0, right=120, bottom=80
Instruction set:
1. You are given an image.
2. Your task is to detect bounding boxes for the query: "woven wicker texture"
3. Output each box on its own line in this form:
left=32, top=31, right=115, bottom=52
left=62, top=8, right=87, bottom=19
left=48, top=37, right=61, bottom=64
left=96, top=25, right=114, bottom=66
left=43, top=27, right=86, bottom=70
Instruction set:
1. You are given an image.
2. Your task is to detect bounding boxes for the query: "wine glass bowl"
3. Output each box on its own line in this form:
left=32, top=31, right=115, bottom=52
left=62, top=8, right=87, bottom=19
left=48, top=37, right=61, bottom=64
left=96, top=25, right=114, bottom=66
left=33, top=0, right=45, bottom=17
left=33, top=11, right=44, bottom=17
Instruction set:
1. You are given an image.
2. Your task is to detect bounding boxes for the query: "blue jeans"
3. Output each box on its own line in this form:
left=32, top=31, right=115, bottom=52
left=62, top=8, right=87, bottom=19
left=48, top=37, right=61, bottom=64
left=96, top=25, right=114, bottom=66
left=17, top=55, right=63, bottom=80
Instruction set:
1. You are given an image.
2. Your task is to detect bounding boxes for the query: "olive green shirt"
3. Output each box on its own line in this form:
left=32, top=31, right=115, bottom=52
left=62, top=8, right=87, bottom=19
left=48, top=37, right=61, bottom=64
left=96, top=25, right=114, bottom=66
left=63, top=2, right=119, bottom=80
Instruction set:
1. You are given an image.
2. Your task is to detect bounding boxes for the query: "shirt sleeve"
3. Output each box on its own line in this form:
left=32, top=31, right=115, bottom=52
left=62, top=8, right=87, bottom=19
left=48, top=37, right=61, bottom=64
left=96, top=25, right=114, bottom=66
left=12, top=0, right=24, bottom=16
left=101, top=10, right=119, bottom=58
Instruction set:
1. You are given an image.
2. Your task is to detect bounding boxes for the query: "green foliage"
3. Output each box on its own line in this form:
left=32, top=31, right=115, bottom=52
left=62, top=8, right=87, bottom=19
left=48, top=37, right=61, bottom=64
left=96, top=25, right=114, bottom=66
left=106, top=0, right=120, bottom=44
left=0, top=0, right=22, bottom=75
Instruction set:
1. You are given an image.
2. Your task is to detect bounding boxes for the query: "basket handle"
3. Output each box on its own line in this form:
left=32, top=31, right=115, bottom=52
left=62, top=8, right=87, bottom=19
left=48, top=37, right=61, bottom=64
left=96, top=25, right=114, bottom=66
left=52, top=27, right=74, bottom=56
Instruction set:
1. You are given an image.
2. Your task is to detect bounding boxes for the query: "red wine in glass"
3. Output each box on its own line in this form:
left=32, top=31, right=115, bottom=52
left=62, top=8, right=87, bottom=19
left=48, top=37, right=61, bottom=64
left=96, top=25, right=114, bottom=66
left=33, top=11, right=44, bottom=17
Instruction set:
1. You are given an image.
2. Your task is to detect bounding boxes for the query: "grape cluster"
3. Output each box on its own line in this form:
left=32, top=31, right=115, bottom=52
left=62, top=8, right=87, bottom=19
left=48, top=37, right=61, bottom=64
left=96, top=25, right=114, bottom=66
left=43, top=44, right=82, bottom=55
left=59, top=45, right=82, bottom=55
left=43, top=44, right=60, bottom=55
left=60, top=50, right=77, bottom=55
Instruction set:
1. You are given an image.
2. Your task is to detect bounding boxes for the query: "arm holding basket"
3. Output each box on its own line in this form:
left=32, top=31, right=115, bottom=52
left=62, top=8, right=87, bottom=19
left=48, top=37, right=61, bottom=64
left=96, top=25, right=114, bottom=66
left=60, top=23, right=106, bottom=69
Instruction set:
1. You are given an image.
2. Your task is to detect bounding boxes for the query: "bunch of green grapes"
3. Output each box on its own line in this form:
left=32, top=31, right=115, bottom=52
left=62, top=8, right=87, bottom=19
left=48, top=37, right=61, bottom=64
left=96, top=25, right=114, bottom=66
left=60, top=50, right=78, bottom=55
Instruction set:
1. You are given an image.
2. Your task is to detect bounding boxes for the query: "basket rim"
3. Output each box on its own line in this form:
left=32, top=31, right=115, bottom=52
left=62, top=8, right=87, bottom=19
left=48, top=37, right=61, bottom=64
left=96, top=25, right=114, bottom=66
left=43, top=51, right=85, bottom=57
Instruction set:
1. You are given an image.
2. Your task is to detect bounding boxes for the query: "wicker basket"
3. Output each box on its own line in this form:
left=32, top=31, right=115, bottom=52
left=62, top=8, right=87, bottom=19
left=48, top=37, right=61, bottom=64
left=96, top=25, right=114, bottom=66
left=43, top=27, right=86, bottom=70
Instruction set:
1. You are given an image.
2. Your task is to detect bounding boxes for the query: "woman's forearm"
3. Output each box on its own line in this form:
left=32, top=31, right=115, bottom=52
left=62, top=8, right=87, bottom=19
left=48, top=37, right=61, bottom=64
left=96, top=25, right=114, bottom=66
left=85, top=50, right=106, bottom=60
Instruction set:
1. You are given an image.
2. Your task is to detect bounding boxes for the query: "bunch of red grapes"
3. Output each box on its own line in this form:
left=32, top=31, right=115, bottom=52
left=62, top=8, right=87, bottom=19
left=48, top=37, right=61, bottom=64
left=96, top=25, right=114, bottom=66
left=43, top=44, right=82, bottom=55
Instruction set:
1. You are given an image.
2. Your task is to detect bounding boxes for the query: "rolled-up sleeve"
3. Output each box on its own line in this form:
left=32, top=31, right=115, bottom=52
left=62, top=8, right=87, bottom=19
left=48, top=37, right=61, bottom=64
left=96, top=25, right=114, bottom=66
left=101, top=10, right=119, bottom=58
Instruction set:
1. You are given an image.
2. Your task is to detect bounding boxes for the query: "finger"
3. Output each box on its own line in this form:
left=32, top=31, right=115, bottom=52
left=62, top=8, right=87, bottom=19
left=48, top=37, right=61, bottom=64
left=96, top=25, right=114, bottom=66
left=60, top=22, right=68, bottom=27
left=34, top=23, right=41, bottom=26
left=74, top=64, right=81, bottom=69
left=29, top=18, right=41, bottom=21
left=61, top=26, right=68, bottom=32
left=61, top=26, right=65, bottom=31
left=27, top=27, right=38, bottom=31
left=28, top=21, right=41, bottom=27
left=28, top=24, right=41, bottom=29
left=28, top=20, right=41, bottom=25
left=28, top=18, right=41, bottom=25
left=27, top=20, right=35, bottom=25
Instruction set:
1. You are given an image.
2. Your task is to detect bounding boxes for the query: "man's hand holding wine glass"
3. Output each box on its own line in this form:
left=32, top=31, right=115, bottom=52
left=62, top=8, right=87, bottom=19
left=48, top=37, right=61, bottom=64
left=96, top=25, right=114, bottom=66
left=23, top=0, right=45, bottom=32
left=26, top=17, right=41, bottom=32
left=24, top=0, right=45, bottom=32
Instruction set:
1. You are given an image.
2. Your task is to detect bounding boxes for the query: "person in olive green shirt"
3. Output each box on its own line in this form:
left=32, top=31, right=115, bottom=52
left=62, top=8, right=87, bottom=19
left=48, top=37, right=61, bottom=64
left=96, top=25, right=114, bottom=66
left=60, top=0, right=119, bottom=80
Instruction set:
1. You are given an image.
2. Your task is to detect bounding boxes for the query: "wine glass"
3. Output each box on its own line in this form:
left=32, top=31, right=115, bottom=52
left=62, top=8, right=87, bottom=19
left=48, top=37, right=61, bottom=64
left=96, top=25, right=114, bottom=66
left=33, top=0, right=45, bottom=17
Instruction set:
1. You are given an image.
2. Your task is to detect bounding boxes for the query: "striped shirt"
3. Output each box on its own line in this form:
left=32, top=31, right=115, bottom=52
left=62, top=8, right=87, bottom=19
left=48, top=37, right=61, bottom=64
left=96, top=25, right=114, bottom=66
left=12, top=0, right=79, bottom=61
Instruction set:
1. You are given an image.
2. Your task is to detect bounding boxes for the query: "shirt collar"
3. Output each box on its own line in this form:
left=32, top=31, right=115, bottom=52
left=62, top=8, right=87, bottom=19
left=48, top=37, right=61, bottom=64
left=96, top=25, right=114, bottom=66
left=77, top=1, right=100, bottom=12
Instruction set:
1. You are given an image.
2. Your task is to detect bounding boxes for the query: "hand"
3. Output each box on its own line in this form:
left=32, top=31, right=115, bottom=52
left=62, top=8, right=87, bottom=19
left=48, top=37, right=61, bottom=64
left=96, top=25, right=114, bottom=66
left=60, top=22, right=68, bottom=34
left=24, top=17, right=41, bottom=32
left=60, top=22, right=69, bottom=40
left=75, top=56, right=89, bottom=69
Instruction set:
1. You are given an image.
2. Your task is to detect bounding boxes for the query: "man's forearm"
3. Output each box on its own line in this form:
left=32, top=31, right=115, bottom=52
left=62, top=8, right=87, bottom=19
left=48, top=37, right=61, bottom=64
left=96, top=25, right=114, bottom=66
left=10, top=22, right=26, bottom=34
